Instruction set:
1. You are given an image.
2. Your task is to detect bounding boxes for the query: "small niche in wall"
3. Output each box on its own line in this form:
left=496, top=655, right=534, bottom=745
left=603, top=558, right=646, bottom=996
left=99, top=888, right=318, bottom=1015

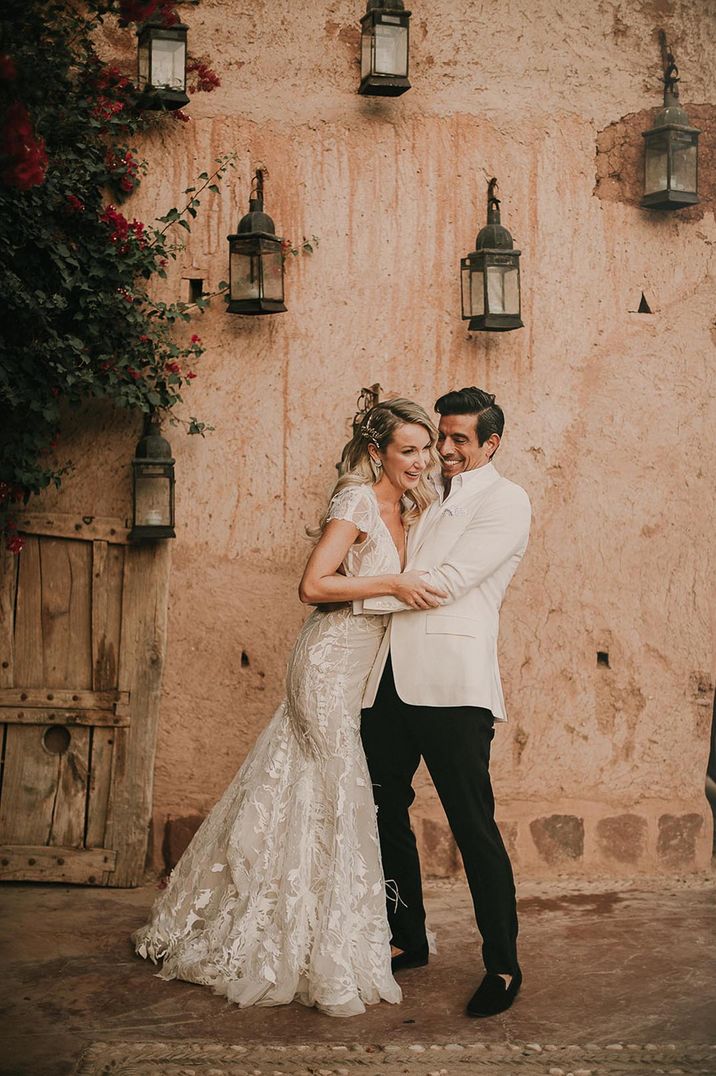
left=637, top=292, right=652, bottom=314
left=188, top=278, right=204, bottom=303
left=241, top=650, right=250, bottom=668
left=597, top=651, right=610, bottom=667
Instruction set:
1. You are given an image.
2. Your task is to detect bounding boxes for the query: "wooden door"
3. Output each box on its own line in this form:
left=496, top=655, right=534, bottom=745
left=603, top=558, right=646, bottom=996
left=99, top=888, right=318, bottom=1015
left=0, top=512, right=169, bottom=886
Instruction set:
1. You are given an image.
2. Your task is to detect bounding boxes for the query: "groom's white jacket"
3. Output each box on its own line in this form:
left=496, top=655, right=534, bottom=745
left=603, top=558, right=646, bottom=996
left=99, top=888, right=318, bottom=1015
left=357, top=462, right=531, bottom=720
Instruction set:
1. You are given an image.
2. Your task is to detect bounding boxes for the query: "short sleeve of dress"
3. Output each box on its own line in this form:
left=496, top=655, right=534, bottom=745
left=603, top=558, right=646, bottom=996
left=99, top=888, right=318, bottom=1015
left=325, top=485, right=378, bottom=535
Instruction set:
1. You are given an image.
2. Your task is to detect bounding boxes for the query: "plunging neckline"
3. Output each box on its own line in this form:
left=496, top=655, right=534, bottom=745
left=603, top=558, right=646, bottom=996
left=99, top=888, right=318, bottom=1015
left=369, top=485, right=406, bottom=571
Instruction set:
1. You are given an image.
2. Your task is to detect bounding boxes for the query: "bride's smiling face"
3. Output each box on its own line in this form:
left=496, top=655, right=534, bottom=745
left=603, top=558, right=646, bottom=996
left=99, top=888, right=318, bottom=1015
left=373, top=423, right=432, bottom=493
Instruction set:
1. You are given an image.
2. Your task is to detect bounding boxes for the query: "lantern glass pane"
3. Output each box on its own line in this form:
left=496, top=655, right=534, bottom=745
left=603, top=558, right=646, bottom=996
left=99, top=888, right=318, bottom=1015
left=374, top=21, right=408, bottom=77
left=261, top=249, right=284, bottom=303
left=644, top=132, right=669, bottom=195
left=135, top=468, right=171, bottom=527
left=486, top=265, right=519, bottom=315
left=361, top=26, right=373, bottom=80
left=460, top=265, right=471, bottom=319
left=470, top=268, right=485, bottom=317
left=230, top=248, right=261, bottom=300
left=151, top=36, right=185, bottom=90
left=138, top=39, right=150, bottom=90
left=670, top=132, right=697, bottom=192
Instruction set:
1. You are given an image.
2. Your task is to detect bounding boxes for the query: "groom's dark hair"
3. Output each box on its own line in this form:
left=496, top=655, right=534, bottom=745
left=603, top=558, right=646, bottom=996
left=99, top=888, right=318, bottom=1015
left=434, top=386, right=504, bottom=446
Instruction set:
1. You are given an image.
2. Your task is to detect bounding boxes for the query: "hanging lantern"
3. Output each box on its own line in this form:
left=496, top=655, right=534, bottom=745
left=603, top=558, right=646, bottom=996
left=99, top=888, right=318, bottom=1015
left=461, top=179, right=523, bottom=333
left=641, top=38, right=699, bottom=210
left=129, top=416, right=176, bottom=541
left=137, top=19, right=189, bottom=111
left=227, top=170, right=287, bottom=315
left=359, top=0, right=411, bottom=97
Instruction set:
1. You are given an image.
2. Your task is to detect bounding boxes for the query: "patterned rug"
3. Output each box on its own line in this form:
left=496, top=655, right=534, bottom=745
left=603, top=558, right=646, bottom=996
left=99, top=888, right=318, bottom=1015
left=74, top=1040, right=716, bottom=1075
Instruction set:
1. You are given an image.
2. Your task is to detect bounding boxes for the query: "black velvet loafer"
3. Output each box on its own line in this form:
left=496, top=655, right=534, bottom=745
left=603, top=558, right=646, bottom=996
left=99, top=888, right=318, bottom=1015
left=466, top=969, right=522, bottom=1017
left=391, top=942, right=429, bottom=972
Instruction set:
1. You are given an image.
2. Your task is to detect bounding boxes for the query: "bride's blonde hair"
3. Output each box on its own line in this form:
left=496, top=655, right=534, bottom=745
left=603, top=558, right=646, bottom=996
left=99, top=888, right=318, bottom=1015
left=309, top=398, right=440, bottom=537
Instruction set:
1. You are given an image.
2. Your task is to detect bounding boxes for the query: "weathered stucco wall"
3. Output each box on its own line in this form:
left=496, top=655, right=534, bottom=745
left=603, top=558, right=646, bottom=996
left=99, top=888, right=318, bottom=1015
left=40, top=0, right=715, bottom=878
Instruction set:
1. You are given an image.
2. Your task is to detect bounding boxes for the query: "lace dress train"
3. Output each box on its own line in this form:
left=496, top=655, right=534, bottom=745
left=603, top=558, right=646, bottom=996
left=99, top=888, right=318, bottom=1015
left=133, top=485, right=402, bottom=1016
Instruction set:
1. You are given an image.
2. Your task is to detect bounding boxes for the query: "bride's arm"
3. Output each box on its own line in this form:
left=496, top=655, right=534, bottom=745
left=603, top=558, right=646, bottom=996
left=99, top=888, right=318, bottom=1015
left=298, top=518, right=445, bottom=610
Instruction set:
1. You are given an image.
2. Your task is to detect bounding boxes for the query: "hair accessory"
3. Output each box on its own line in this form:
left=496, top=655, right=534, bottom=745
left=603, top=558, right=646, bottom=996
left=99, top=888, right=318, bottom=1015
left=359, top=412, right=381, bottom=448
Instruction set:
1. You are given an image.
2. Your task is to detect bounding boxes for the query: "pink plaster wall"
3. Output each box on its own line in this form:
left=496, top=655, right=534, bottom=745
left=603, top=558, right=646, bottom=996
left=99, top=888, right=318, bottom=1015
left=40, top=0, right=716, bottom=878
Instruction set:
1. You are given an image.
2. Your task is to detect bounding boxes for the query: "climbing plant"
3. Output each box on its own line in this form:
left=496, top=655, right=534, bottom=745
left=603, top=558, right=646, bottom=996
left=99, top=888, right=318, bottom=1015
left=0, top=0, right=227, bottom=551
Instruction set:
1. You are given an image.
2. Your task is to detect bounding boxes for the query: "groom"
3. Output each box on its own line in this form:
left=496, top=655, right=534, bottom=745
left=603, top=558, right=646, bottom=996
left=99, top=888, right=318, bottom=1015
left=359, top=386, right=531, bottom=1017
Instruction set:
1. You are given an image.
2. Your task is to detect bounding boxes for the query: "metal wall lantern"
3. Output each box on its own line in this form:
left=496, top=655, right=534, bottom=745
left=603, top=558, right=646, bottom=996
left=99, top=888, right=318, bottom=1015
left=137, top=19, right=189, bottom=110
left=227, top=170, right=287, bottom=315
left=129, top=415, right=176, bottom=541
left=641, top=38, right=700, bottom=210
left=359, top=0, right=411, bottom=97
left=461, top=179, right=523, bottom=333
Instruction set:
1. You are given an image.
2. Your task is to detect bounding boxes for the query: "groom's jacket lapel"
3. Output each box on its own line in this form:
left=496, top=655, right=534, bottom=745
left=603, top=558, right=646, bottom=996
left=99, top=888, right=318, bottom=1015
left=408, top=474, right=501, bottom=565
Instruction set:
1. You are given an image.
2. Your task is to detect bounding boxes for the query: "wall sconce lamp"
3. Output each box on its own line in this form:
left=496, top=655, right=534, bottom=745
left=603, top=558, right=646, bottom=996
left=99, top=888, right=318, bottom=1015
left=129, top=415, right=176, bottom=541
left=641, top=35, right=700, bottom=210
left=461, top=178, right=523, bottom=332
left=137, top=18, right=190, bottom=110
left=227, top=170, right=287, bottom=316
left=359, top=0, right=411, bottom=97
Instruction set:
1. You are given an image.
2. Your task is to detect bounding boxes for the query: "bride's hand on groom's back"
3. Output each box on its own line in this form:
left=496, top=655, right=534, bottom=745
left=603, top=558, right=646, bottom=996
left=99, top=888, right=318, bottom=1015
left=392, top=571, right=447, bottom=610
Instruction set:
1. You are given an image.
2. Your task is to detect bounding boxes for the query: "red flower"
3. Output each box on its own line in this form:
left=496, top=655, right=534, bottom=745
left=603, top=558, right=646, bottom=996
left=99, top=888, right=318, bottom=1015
left=187, top=370, right=197, bottom=379
left=0, top=55, right=17, bottom=81
left=126, top=366, right=142, bottom=380
left=107, top=148, right=140, bottom=193
left=100, top=361, right=113, bottom=371
left=118, top=1, right=178, bottom=27
left=101, top=206, right=147, bottom=253
left=130, top=218, right=147, bottom=247
left=166, top=361, right=181, bottom=374
left=66, top=193, right=85, bottom=213
left=95, top=64, right=130, bottom=93
left=0, top=101, right=48, bottom=190
left=190, top=334, right=201, bottom=344
left=92, top=97, right=124, bottom=122
left=139, top=334, right=150, bottom=344
left=6, top=534, right=24, bottom=555
left=186, top=57, right=221, bottom=94
left=172, top=109, right=190, bottom=123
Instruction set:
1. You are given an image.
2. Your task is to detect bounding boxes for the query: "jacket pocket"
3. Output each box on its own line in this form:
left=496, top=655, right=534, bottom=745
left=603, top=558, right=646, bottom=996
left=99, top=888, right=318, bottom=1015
left=425, top=614, right=478, bottom=638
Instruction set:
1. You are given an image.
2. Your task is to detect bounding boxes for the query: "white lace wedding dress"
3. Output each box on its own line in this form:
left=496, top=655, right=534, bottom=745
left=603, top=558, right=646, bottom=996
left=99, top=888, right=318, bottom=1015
left=133, top=484, right=402, bottom=1017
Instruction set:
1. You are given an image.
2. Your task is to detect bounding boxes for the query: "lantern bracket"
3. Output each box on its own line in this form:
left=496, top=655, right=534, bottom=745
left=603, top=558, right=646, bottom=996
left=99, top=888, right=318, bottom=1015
left=658, top=30, right=680, bottom=96
left=251, top=168, right=266, bottom=209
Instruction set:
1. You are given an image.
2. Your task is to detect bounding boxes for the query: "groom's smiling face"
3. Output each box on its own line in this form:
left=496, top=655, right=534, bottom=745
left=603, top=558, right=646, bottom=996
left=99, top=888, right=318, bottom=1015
left=437, top=414, right=494, bottom=477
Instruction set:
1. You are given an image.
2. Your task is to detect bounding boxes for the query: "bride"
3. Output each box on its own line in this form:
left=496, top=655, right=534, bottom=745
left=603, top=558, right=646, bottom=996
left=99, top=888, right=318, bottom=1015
left=133, top=398, right=445, bottom=1017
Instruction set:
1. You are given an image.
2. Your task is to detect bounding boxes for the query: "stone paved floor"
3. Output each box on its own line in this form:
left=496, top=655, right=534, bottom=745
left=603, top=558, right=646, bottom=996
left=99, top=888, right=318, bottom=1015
left=1, top=875, right=714, bottom=1076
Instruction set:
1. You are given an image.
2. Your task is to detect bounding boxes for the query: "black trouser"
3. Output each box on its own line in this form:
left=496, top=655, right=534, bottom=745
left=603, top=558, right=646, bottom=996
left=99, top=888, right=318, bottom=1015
left=360, top=656, right=519, bottom=975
